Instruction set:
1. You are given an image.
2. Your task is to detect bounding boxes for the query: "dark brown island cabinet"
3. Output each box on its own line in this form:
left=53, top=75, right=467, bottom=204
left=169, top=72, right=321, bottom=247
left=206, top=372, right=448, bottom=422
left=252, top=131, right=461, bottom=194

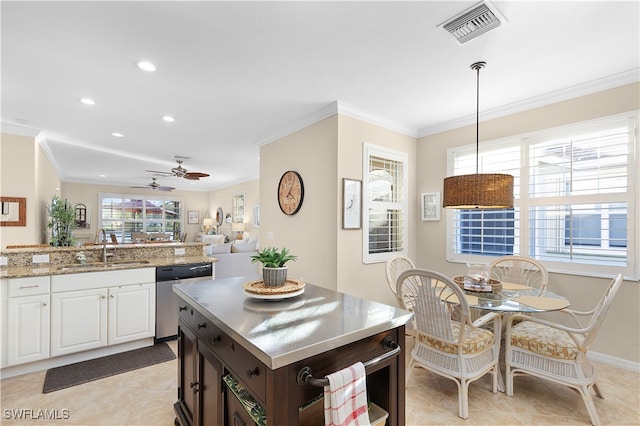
left=172, top=276, right=412, bottom=426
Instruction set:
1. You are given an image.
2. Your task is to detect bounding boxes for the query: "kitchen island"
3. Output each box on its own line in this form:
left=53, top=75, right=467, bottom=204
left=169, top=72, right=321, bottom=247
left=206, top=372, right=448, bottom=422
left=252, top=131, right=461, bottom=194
left=173, top=276, right=412, bottom=426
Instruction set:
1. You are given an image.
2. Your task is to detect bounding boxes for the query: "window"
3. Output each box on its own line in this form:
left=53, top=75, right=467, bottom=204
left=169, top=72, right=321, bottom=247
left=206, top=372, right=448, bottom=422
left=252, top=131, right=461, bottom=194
left=362, top=144, right=408, bottom=263
left=99, top=193, right=184, bottom=242
left=446, top=112, right=637, bottom=278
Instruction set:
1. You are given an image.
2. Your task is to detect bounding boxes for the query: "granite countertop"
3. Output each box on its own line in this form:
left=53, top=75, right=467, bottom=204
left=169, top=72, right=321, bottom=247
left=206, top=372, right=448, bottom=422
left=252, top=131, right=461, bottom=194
left=0, top=256, right=216, bottom=279
left=173, top=276, right=413, bottom=369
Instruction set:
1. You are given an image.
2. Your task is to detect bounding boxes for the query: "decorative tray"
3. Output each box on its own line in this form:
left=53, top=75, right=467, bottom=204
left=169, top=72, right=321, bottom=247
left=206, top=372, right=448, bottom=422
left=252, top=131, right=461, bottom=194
left=453, top=275, right=502, bottom=293
left=243, top=278, right=305, bottom=300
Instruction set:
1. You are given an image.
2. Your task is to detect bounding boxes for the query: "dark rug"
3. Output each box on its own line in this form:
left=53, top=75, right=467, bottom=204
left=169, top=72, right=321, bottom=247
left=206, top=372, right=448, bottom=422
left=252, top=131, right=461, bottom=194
left=42, top=343, right=176, bottom=393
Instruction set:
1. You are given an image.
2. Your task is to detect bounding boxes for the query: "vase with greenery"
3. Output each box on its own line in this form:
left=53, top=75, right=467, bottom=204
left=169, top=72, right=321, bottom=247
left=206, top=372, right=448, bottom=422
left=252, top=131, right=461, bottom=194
left=250, top=246, right=297, bottom=286
left=47, top=195, right=76, bottom=247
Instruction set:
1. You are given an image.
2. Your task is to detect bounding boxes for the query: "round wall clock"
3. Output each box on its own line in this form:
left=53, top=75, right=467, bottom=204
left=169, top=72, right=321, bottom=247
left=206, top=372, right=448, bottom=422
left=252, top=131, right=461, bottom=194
left=278, top=170, right=304, bottom=215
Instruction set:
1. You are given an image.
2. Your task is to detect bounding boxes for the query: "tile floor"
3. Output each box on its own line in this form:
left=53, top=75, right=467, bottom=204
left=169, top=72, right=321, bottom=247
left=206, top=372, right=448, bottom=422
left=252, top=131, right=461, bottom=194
left=1, top=339, right=638, bottom=425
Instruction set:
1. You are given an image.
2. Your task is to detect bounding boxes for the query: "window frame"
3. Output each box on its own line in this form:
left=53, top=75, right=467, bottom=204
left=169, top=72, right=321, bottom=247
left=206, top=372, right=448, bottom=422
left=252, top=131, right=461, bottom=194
left=98, top=192, right=185, bottom=243
left=445, top=111, right=638, bottom=279
left=362, top=143, right=409, bottom=264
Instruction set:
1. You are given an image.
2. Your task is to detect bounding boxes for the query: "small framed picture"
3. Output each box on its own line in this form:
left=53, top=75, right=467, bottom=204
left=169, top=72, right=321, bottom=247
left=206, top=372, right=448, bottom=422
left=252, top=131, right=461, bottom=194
left=421, top=192, right=441, bottom=221
left=343, top=178, right=362, bottom=229
left=187, top=211, right=199, bottom=224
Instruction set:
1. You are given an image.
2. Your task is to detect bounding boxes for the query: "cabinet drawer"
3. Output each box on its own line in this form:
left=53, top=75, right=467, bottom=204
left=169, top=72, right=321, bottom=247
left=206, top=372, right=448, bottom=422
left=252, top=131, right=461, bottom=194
left=180, top=305, right=221, bottom=344
left=8, top=276, right=50, bottom=297
left=218, top=334, right=266, bottom=404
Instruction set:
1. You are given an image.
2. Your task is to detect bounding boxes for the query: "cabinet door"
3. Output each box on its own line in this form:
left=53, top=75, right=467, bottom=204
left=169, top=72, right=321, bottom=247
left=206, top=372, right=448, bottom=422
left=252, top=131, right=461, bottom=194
left=177, top=323, right=198, bottom=426
left=198, top=343, right=223, bottom=426
left=7, top=294, right=50, bottom=366
left=108, top=283, right=154, bottom=345
left=51, top=288, right=108, bottom=357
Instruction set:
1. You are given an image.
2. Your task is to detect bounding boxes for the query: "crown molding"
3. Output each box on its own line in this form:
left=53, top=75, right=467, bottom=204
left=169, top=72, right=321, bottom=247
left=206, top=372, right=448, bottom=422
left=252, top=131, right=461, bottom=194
left=418, top=68, right=640, bottom=137
left=1, top=121, right=42, bottom=137
left=335, top=101, right=418, bottom=137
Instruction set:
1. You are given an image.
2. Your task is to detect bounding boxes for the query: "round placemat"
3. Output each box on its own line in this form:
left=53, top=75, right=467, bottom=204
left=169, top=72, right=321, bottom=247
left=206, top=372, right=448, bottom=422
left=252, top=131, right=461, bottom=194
left=243, top=278, right=305, bottom=295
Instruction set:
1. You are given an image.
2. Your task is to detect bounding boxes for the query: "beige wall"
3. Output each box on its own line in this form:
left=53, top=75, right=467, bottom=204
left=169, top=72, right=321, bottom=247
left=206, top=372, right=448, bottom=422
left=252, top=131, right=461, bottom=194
left=207, top=179, right=260, bottom=240
left=259, top=114, right=416, bottom=303
left=260, top=116, right=339, bottom=289
left=336, top=114, right=417, bottom=304
left=416, top=82, right=640, bottom=363
left=61, top=182, right=209, bottom=242
left=0, top=133, right=60, bottom=247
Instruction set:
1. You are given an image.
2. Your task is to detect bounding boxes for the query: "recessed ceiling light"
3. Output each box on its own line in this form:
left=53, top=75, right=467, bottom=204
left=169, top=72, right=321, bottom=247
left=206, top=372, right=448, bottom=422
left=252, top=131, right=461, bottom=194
left=111, top=132, right=124, bottom=138
left=80, top=98, right=95, bottom=105
left=162, top=115, right=175, bottom=123
left=99, top=174, right=107, bottom=178
left=137, top=61, right=156, bottom=72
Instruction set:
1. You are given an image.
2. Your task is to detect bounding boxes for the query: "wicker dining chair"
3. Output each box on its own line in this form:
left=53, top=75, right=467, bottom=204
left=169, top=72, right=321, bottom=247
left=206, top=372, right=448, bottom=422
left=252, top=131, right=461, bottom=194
left=400, top=269, right=502, bottom=419
left=489, top=255, right=549, bottom=293
left=505, top=273, right=623, bottom=426
left=385, top=254, right=415, bottom=296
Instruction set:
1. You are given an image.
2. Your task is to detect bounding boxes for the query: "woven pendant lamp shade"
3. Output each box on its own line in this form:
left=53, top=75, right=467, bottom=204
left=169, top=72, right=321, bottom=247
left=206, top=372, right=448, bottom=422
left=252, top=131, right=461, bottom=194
left=443, top=173, right=514, bottom=209
left=443, top=61, right=514, bottom=209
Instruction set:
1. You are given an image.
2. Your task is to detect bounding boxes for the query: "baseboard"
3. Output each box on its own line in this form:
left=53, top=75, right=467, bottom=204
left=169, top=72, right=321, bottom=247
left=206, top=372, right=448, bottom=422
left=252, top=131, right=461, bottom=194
left=588, top=350, right=640, bottom=372
left=0, top=338, right=154, bottom=380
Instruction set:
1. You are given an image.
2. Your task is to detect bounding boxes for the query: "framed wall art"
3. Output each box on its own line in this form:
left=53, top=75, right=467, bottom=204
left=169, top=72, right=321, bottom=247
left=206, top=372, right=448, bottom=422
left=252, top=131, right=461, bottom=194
left=421, top=192, right=441, bottom=221
left=343, top=178, right=362, bottom=229
left=187, top=210, right=199, bottom=224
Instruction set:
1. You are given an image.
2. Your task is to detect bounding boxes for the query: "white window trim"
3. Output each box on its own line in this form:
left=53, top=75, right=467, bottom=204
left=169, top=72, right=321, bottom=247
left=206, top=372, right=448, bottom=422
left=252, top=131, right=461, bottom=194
left=445, top=111, right=639, bottom=280
left=362, top=142, right=409, bottom=264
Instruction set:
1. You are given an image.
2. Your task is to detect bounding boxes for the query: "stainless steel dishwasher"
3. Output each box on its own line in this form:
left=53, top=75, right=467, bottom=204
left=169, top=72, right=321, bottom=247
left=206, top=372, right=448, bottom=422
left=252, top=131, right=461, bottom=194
left=155, top=262, right=213, bottom=342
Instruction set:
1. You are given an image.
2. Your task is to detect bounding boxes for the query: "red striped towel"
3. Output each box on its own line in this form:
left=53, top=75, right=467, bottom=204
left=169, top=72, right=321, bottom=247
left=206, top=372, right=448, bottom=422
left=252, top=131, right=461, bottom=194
left=323, top=362, right=371, bottom=426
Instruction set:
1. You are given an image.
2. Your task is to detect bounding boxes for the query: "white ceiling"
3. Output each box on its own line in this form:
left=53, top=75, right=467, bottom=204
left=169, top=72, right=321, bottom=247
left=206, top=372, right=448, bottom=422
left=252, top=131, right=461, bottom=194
left=2, top=1, right=638, bottom=192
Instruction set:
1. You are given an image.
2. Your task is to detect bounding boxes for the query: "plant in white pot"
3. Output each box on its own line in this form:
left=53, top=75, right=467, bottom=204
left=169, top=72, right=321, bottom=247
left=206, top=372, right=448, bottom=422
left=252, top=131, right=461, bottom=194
left=251, top=246, right=297, bottom=287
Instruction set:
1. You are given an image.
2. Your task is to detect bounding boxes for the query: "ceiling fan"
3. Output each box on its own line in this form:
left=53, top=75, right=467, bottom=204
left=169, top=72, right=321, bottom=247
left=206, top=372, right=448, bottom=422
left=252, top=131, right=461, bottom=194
left=146, top=158, right=210, bottom=181
left=130, top=178, right=175, bottom=192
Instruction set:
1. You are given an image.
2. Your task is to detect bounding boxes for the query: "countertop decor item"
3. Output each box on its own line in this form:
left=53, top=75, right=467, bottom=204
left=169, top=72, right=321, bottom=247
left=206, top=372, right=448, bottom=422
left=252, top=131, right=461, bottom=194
left=251, top=246, right=297, bottom=286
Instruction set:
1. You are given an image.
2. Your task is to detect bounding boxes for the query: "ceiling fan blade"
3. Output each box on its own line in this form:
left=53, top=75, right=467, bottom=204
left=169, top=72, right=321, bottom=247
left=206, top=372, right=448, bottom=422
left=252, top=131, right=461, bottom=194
left=130, top=185, right=149, bottom=189
left=184, top=172, right=209, bottom=179
left=157, top=186, right=175, bottom=191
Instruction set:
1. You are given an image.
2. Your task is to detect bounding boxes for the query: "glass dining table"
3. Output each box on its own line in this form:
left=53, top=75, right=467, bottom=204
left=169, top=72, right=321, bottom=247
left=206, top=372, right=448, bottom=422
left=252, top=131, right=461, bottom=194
left=457, top=280, right=571, bottom=392
left=463, top=282, right=570, bottom=313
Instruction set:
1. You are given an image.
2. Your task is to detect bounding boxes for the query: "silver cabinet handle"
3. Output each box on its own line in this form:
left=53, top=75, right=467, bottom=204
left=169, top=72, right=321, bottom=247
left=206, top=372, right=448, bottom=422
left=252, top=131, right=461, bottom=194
left=101, top=295, right=106, bottom=299
left=43, top=302, right=47, bottom=306
left=19, top=284, right=39, bottom=289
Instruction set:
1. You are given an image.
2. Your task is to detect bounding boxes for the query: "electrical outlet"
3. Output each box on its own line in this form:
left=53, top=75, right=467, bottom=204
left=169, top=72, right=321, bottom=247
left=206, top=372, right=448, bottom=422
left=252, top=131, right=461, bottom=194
left=174, top=248, right=186, bottom=256
left=32, top=254, right=50, bottom=264
left=0, top=256, right=7, bottom=266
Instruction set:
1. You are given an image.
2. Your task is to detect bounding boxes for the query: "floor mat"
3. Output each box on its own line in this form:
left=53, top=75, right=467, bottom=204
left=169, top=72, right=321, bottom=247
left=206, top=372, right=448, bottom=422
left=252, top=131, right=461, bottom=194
left=42, top=343, right=176, bottom=393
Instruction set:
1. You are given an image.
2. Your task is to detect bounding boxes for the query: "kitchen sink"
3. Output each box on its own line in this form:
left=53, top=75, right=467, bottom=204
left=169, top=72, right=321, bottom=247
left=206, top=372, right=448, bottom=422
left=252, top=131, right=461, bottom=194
left=58, top=260, right=151, bottom=271
left=106, top=260, right=151, bottom=267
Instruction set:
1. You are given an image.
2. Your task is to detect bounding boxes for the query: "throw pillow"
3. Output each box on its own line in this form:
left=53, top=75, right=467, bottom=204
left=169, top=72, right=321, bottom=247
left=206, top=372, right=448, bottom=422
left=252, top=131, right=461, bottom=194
left=231, top=240, right=257, bottom=253
left=211, top=243, right=232, bottom=254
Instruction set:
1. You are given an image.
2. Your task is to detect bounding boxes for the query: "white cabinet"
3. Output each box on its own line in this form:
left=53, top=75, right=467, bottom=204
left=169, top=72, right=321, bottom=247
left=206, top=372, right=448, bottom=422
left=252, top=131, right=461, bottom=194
left=108, top=283, right=154, bottom=345
left=51, top=288, right=108, bottom=357
left=5, top=276, right=51, bottom=366
left=50, top=268, right=155, bottom=357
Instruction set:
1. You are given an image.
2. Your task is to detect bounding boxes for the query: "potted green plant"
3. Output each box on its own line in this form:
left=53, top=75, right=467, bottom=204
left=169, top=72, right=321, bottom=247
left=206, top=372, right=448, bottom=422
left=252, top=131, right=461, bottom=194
left=47, top=195, right=76, bottom=247
left=251, top=246, right=297, bottom=287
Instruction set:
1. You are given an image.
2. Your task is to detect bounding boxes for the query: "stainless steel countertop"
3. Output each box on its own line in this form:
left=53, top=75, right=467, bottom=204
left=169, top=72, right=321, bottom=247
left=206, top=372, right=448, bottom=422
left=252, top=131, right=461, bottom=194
left=173, top=275, right=413, bottom=370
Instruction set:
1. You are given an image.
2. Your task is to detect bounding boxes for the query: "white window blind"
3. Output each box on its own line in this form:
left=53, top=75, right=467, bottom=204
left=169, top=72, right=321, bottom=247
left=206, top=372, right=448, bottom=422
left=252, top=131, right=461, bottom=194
left=363, top=144, right=408, bottom=264
left=446, top=112, right=637, bottom=278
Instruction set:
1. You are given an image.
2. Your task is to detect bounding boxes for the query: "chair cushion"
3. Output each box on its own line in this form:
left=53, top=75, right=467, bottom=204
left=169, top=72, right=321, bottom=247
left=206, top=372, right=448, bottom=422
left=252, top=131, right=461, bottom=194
left=510, top=321, right=580, bottom=360
left=417, top=322, right=494, bottom=354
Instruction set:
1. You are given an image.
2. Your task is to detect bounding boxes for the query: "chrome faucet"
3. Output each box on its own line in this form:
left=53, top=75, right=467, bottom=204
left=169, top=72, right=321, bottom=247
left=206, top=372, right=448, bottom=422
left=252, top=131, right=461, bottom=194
left=98, top=228, right=108, bottom=262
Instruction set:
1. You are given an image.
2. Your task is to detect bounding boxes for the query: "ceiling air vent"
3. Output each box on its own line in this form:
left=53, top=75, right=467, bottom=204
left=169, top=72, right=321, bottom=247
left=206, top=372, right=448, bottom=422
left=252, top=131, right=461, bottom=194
left=440, top=1, right=505, bottom=45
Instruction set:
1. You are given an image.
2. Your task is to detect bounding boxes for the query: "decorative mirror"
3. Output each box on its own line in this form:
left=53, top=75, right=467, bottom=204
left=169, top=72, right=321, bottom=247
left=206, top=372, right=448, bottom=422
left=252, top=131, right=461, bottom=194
left=0, top=197, right=26, bottom=227
left=215, top=207, right=224, bottom=226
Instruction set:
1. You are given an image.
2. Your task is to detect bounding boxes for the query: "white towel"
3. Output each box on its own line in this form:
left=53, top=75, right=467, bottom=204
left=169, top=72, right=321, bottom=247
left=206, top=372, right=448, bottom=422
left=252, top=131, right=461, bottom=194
left=323, top=362, right=371, bottom=426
